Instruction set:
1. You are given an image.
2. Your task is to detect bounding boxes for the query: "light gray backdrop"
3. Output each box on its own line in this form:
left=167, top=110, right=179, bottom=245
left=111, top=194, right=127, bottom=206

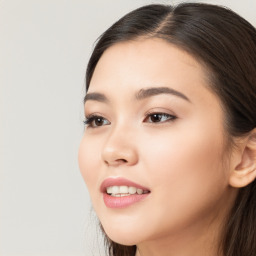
left=1, top=0, right=255, bottom=255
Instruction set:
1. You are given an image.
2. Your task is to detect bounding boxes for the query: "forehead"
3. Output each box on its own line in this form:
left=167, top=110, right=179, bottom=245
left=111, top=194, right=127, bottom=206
left=89, top=38, right=209, bottom=93
left=90, top=38, right=206, bottom=87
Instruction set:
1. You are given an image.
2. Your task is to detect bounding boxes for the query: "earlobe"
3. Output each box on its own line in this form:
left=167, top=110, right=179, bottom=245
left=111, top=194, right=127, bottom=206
left=229, top=168, right=256, bottom=188
left=229, top=129, right=256, bottom=188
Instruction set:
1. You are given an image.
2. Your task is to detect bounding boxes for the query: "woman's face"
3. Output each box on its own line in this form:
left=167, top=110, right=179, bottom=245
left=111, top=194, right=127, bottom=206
left=78, top=38, right=236, bottom=246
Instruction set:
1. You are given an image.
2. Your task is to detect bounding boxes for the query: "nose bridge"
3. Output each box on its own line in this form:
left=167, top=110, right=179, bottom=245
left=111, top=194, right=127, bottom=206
left=102, top=120, right=138, bottom=166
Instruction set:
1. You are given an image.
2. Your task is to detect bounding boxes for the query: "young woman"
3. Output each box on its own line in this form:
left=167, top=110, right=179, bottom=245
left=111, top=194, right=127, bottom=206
left=78, top=3, right=256, bottom=256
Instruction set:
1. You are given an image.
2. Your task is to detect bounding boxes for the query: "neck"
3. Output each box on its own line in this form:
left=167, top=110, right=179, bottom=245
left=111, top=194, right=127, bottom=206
left=135, top=203, right=230, bottom=256
left=136, top=225, right=222, bottom=256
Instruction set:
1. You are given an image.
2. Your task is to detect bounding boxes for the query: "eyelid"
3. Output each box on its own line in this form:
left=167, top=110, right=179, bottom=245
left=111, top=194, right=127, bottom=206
left=144, top=107, right=177, bottom=117
left=84, top=111, right=108, bottom=121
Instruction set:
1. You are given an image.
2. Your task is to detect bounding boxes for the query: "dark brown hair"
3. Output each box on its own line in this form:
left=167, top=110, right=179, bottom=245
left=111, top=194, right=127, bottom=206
left=85, top=3, right=256, bottom=256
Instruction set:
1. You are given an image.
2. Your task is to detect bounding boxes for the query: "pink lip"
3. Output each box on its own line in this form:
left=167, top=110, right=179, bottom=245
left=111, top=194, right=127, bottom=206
left=100, top=177, right=151, bottom=208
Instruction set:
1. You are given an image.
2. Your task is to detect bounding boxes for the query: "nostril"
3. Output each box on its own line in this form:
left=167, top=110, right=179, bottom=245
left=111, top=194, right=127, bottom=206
left=118, top=159, right=128, bottom=163
left=104, top=159, right=128, bottom=166
left=102, top=145, right=138, bottom=166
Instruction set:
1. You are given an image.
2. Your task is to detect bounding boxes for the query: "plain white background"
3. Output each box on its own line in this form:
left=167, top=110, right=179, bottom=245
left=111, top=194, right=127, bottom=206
left=1, top=0, right=255, bottom=255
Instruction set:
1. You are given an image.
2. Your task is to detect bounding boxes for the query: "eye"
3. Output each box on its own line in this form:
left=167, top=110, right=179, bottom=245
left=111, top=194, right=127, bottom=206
left=83, top=115, right=110, bottom=128
left=144, top=113, right=177, bottom=123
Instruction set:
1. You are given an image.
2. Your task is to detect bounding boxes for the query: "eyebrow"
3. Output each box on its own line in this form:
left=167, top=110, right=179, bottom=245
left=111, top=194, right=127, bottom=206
left=135, top=87, right=191, bottom=102
left=84, top=92, right=108, bottom=104
left=84, top=86, right=191, bottom=104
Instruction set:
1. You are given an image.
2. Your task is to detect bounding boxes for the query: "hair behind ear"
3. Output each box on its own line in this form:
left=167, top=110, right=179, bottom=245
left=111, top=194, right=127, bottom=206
left=222, top=181, right=256, bottom=256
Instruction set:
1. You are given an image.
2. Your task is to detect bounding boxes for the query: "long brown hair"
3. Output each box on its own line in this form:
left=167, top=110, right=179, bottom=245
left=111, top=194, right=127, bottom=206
left=85, top=3, right=256, bottom=256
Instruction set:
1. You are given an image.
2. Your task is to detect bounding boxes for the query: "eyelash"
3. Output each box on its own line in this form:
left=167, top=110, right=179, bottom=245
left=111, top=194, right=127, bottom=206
left=83, top=112, right=177, bottom=128
left=83, top=114, right=110, bottom=128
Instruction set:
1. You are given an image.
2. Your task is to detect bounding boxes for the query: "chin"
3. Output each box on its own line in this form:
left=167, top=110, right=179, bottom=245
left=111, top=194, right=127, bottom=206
left=105, top=231, right=139, bottom=246
left=100, top=220, right=144, bottom=246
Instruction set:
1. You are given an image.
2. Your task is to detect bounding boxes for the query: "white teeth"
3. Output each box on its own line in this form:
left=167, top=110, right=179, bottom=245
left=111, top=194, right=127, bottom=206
left=119, top=186, right=128, bottom=193
left=128, top=186, right=137, bottom=194
left=106, top=186, right=149, bottom=196
left=106, top=187, right=112, bottom=194
left=137, top=188, right=143, bottom=195
left=112, top=194, right=130, bottom=197
left=112, top=186, right=119, bottom=194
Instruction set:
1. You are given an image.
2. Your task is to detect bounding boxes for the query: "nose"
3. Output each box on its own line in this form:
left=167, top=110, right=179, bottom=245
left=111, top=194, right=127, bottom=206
left=102, top=126, right=138, bottom=167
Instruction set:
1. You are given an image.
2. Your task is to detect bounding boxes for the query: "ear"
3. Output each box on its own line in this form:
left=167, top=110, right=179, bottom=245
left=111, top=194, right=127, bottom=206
left=229, top=128, right=256, bottom=188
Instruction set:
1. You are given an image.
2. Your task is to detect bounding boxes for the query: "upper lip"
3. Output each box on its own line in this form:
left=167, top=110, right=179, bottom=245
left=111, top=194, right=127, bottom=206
left=100, top=177, right=150, bottom=193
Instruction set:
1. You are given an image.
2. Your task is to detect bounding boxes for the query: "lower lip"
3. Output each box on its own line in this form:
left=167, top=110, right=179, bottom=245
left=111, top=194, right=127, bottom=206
left=103, top=193, right=150, bottom=208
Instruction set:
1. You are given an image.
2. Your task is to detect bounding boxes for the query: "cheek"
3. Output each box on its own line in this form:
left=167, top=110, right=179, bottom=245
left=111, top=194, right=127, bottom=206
left=140, top=121, right=228, bottom=216
left=78, top=135, right=102, bottom=195
left=144, top=116, right=226, bottom=185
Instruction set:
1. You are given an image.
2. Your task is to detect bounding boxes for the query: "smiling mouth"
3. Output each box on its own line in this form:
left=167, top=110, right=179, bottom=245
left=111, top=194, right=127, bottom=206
left=106, top=185, right=150, bottom=197
left=101, top=177, right=151, bottom=208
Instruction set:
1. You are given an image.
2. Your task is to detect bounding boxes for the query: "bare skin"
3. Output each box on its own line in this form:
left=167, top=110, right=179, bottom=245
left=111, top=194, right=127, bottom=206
left=79, top=38, right=256, bottom=256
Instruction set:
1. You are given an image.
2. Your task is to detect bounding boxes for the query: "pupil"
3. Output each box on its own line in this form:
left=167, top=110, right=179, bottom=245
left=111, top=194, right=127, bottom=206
left=152, top=114, right=161, bottom=122
left=95, top=118, right=103, bottom=126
